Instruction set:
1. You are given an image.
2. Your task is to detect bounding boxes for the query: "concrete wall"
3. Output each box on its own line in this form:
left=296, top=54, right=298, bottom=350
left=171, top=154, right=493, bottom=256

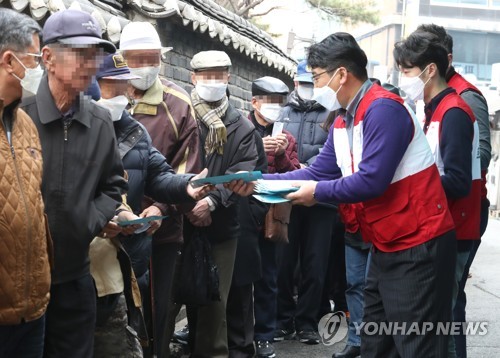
left=157, top=19, right=294, bottom=115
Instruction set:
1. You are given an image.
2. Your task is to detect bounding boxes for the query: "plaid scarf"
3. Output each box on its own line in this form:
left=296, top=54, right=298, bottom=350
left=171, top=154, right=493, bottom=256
left=191, top=89, right=228, bottom=155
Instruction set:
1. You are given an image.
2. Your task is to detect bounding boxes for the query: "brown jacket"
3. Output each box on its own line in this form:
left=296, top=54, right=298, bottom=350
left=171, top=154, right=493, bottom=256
left=0, top=100, right=51, bottom=324
left=131, top=77, right=202, bottom=244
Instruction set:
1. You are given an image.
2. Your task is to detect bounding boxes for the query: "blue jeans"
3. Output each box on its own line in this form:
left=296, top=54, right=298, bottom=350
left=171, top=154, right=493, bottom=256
left=345, top=244, right=370, bottom=347
left=0, top=314, right=45, bottom=358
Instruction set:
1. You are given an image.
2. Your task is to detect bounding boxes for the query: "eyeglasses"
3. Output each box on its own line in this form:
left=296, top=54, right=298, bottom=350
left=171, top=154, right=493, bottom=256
left=20, top=52, right=43, bottom=65
left=311, top=69, right=333, bottom=84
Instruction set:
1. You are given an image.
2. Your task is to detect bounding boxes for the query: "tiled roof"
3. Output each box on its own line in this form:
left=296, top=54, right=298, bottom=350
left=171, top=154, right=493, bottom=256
left=1, top=0, right=296, bottom=75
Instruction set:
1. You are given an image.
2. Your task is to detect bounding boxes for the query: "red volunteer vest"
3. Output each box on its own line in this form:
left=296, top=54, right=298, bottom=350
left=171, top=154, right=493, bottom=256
left=333, top=84, right=454, bottom=251
left=448, top=73, right=483, bottom=97
left=448, top=72, right=488, bottom=200
left=424, top=90, right=481, bottom=240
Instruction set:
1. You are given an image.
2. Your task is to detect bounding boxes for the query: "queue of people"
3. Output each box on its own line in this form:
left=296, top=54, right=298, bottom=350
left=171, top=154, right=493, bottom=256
left=0, top=6, right=489, bottom=358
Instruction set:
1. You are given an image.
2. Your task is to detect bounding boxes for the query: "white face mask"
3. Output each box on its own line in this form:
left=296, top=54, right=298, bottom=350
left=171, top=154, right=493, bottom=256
left=258, top=103, right=282, bottom=124
left=11, top=53, right=44, bottom=97
left=312, top=69, right=342, bottom=111
left=129, top=66, right=161, bottom=91
left=98, top=95, right=129, bottom=122
left=195, top=81, right=227, bottom=102
left=297, top=84, right=314, bottom=101
left=399, top=66, right=430, bottom=102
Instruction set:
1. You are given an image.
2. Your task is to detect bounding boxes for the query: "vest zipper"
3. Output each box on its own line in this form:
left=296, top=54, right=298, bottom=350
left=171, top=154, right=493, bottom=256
left=297, top=113, right=304, bottom=161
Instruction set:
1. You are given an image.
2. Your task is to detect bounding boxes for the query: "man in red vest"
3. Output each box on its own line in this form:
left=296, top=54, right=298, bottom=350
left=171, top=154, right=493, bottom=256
left=414, top=24, right=491, bottom=358
left=228, top=32, right=456, bottom=358
left=394, top=31, right=482, bottom=358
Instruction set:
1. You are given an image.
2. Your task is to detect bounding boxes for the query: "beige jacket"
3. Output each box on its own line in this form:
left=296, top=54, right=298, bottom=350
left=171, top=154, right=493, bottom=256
left=0, top=100, right=51, bottom=324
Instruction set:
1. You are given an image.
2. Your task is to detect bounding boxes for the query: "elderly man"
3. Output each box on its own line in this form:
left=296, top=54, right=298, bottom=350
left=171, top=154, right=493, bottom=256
left=21, top=9, right=127, bottom=358
left=92, top=52, right=211, bottom=358
left=0, top=9, right=50, bottom=357
left=249, top=76, right=300, bottom=357
left=185, top=50, right=258, bottom=357
left=120, top=22, right=202, bottom=356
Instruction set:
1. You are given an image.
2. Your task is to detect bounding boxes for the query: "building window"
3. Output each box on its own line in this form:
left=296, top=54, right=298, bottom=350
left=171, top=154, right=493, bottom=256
left=431, top=0, right=489, bottom=6
left=449, top=30, right=500, bottom=81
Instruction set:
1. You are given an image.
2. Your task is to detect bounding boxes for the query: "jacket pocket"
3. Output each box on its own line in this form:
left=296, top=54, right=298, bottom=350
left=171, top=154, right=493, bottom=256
left=363, top=195, right=418, bottom=244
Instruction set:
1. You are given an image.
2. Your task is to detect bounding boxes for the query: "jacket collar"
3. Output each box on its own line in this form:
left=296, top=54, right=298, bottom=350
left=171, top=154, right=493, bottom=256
left=0, top=98, right=20, bottom=143
left=424, top=87, right=455, bottom=124
left=223, top=103, right=241, bottom=126
left=249, top=111, right=272, bottom=137
left=344, top=79, right=372, bottom=127
left=36, top=75, right=91, bottom=128
left=114, top=111, right=145, bottom=160
left=0, top=98, right=20, bottom=120
left=287, top=90, right=324, bottom=112
left=131, top=78, right=163, bottom=116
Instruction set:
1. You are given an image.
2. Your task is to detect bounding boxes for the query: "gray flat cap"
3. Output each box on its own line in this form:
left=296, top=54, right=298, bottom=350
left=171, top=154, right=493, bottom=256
left=191, top=50, right=232, bottom=71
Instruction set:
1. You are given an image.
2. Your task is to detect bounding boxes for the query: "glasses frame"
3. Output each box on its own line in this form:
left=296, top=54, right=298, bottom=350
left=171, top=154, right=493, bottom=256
left=311, top=68, right=335, bottom=84
left=22, top=52, right=43, bottom=65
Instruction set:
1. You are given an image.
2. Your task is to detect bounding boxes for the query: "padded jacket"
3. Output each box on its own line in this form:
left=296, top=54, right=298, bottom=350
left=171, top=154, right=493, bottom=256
left=0, top=99, right=51, bottom=324
left=281, top=91, right=329, bottom=165
left=114, top=111, right=193, bottom=280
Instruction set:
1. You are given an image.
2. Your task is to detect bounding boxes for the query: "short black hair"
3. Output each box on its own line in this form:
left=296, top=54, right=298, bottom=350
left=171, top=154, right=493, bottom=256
left=307, top=32, right=368, bottom=81
left=393, top=32, right=449, bottom=78
left=415, top=24, right=453, bottom=54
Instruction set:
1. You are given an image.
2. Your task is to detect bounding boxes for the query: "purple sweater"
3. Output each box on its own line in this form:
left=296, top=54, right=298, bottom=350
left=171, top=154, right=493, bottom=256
left=263, top=93, right=414, bottom=204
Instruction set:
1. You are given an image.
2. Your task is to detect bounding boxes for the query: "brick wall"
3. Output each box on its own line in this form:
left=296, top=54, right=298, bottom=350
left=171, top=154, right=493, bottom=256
left=157, top=19, right=294, bottom=114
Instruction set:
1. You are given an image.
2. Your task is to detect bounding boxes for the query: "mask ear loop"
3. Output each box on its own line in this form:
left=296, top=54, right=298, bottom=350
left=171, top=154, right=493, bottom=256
left=9, top=53, right=28, bottom=82
left=419, top=64, right=432, bottom=87
left=325, top=68, right=340, bottom=88
left=330, top=68, right=343, bottom=94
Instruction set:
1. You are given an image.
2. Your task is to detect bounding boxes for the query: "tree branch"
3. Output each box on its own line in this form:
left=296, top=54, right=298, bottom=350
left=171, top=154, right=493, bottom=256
left=227, top=0, right=239, bottom=12
left=247, top=5, right=283, bottom=18
left=236, top=0, right=265, bottom=17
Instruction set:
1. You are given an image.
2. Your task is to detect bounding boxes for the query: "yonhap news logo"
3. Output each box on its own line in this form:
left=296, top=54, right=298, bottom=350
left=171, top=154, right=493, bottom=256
left=318, top=311, right=348, bottom=346
left=354, top=321, right=489, bottom=336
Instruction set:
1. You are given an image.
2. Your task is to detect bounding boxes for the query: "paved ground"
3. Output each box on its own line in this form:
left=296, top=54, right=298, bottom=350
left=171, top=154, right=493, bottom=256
left=174, top=217, right=500, bottom=357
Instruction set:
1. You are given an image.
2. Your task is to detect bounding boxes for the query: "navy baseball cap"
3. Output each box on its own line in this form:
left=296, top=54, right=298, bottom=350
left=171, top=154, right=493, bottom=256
left=96, top=53, right=140, bottom=81
left=42, top=9, right=116, bottom=53
left=294, top=60, right=313, bottom=83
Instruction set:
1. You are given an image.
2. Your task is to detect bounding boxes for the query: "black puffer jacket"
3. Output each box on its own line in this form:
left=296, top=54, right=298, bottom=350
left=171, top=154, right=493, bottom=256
left=281, top=91, right=330, bottom=165
left=114, top=111, right=193, bottom=280
left=114, top=111, right=193, bottom=213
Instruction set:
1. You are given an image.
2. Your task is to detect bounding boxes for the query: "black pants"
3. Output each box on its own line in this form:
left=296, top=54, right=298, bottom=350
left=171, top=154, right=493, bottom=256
left=319, top=216, right=347, bottom=319
left=276, top=205, right=336, bottom=332
left=254, top=239, right=279, bottom=342
left=0, top=314, right=45, bottom=358
left=361, top=231, right=456, bottom=358
left=44, top=274, right=96, bottom=358
left=151, top=243, right=181, bottom=358
left=227, top=284, right=255, bottom=358
left=453, top=197, right=489, bottom=358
